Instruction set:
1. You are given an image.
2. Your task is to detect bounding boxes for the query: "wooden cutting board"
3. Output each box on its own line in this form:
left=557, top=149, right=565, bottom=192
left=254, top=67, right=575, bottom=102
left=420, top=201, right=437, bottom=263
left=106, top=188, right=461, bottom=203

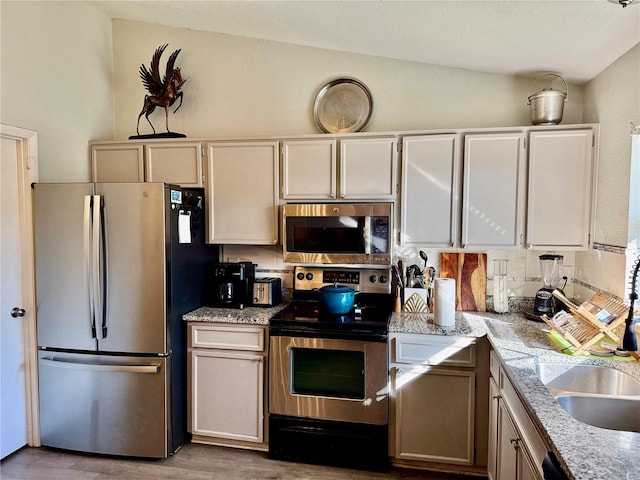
left=440, top=253, right=487, bottom=311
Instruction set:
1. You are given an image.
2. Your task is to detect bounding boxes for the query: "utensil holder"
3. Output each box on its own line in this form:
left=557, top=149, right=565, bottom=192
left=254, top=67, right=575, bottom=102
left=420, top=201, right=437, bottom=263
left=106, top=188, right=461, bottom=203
left=493, top=259, right=508, bottom=313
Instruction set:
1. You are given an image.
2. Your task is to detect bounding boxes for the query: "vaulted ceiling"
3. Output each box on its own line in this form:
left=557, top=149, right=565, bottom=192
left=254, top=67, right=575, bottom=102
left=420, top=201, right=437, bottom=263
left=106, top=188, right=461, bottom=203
left=90, top=0, right=640, bottom=84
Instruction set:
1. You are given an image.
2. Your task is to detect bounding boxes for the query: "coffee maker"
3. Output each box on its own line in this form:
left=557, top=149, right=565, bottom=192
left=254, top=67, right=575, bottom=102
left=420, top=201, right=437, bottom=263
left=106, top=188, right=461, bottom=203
left=532, top=254, right=567, bottom=317
left=207, top=262, right=255, bottom=309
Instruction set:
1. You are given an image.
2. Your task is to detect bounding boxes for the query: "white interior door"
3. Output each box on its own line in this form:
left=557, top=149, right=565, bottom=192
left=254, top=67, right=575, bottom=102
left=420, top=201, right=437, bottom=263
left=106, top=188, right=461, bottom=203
left=1, top=125, right=39, bottom=458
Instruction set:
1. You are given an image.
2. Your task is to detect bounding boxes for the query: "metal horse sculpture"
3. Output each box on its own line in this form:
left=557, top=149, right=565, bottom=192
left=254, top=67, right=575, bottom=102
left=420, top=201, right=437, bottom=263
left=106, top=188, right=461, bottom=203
left=136, top=44, right=187, bottom=135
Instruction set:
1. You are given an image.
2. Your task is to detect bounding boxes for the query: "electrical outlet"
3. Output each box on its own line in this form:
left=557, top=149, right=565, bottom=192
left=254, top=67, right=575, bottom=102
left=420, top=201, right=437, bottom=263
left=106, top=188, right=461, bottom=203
left=561, top=265, right=573, bottom=286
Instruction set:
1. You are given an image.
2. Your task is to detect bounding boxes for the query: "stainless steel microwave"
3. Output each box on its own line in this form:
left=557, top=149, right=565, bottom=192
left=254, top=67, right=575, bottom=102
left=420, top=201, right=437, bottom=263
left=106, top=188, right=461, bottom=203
left=282, top=203, right=392, bottom=265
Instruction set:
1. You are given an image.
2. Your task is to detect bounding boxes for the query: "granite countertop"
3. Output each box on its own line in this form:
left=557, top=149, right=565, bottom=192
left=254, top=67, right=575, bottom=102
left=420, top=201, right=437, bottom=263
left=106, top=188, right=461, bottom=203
left=184, top=305, right=639, bottom=480
left=391, top=310, right=640, bottom=480
left=183, top=303, right=289, bottom=325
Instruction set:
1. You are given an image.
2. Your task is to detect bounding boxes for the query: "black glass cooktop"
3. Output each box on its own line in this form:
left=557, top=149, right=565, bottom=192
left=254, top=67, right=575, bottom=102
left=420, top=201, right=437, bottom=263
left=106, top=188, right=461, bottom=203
left=269, top=294, right=392, bottom=341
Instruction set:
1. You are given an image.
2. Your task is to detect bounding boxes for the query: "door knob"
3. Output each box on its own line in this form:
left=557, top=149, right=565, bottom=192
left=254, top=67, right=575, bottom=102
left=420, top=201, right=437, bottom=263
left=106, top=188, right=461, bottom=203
left=11, top=307, right=26, bottom=318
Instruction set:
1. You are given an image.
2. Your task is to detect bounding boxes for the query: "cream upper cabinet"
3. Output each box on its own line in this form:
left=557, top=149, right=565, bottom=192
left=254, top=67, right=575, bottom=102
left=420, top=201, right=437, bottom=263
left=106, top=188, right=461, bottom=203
left=91, top=144, right=145, bottom=183
left=461, top=133, right=526, bottom=249
left=281, top=139, right=337, bottom=199
left=526, top=129, right=594, bottom=250
left=90, top=141, right=203, bottom=187
left=400, top=134, right=460, bottom=247
left=206, top=141, right=279, bottom=245
left=281, top=137, right=397, bottom=200
left=144, top=143, right=203, bottom=187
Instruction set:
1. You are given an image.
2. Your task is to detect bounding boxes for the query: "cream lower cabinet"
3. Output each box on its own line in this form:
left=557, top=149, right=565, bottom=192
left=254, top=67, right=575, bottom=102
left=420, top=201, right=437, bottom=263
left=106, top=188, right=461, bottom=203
left=281, top=136, right=397, bottom=200
left=188, top=323, right=267, bottom=450
left=488, top=351, right=547, bottom=480
left=390, top=334, right=489, bottom=473
left=90, top=141, right=203, bottom=187
left=206, top=142, right=279, bottom=244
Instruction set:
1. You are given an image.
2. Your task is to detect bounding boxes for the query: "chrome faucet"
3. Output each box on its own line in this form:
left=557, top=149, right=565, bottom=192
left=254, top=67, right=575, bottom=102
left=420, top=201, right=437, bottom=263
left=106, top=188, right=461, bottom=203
left=622, top=256, right=639, bottom=352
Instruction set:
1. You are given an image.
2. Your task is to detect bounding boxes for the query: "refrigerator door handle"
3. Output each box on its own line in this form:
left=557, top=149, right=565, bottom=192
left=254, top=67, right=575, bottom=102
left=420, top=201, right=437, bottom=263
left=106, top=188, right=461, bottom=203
left=94, top=195, right=109, bottom=339
left=40, top=358, right=161, bottom=374
left=83, top=195, right=97, bottom=338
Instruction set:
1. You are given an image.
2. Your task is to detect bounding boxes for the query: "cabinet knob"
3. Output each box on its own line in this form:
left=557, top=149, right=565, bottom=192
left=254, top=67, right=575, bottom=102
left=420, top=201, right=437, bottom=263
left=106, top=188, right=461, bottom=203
left=492, top=394, right=502, bottom=400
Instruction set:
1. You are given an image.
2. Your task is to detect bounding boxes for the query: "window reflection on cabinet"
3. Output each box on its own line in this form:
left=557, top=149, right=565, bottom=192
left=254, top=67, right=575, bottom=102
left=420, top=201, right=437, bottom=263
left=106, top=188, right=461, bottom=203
left=462, top=133, right=525, bottom=249
left=400, top=134, right=460, bottom=247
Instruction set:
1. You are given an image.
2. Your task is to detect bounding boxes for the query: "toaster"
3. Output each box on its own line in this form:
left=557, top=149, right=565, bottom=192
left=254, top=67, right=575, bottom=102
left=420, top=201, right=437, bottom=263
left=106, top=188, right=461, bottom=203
left=252, top=277, right=282, bottom=307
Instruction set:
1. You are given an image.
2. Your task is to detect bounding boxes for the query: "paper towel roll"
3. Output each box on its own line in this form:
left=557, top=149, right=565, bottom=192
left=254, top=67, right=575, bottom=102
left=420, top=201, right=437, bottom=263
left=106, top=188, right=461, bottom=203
left=434, top=278, right=456, bottom=327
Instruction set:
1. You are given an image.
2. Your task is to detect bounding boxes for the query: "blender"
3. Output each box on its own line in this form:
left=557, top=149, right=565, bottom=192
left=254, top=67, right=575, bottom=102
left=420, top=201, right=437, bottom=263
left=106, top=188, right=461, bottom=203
left=532, top=254, right=567, bottom=317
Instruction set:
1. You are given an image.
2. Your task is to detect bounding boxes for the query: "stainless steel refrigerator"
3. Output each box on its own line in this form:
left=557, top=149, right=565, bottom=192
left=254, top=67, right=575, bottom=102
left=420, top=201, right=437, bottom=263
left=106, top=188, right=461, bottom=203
left=34, top=182, right=218, bottom=458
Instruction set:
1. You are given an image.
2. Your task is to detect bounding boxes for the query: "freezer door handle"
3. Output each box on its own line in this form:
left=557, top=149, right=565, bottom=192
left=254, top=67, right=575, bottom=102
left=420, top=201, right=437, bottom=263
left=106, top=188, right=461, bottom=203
left=40, top=358, right=161, bottom=374
left=93, top=195, right=109, bottom=339
left=83, top=195, right=97, bottom=338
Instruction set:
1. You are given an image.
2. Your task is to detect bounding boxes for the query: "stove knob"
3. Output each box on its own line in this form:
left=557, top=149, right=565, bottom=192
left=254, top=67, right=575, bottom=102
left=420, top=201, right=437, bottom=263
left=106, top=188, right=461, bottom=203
left=369, top=274, right=378, bottom=283
left=296, top=272, right=305, bottom=281
left=306, top=273, right=314, bottom=281
left=380, top=275, right=388, bottom=284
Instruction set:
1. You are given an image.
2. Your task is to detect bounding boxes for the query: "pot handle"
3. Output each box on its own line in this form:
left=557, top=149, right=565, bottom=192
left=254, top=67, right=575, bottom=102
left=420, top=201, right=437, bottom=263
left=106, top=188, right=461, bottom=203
left=527, top=73, right=568, bottom=104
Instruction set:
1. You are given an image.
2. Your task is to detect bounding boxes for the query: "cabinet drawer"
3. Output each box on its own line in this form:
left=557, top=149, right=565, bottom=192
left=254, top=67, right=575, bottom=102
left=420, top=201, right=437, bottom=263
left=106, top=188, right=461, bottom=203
left=392, top=334, right=476, bottom=367
left=190, top=324, right=265, bottom=352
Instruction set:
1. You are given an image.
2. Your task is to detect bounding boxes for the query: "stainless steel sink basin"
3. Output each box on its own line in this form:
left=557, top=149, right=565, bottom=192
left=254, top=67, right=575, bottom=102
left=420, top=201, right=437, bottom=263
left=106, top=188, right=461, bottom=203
left=555, top=395, right=640, bottom=433
left=535, top=362, right=640, bottom=396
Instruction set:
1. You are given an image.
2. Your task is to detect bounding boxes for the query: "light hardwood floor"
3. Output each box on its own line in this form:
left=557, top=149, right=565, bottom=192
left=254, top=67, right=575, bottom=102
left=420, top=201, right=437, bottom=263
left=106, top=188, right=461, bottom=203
left=1, top=443, right=485, bottom=480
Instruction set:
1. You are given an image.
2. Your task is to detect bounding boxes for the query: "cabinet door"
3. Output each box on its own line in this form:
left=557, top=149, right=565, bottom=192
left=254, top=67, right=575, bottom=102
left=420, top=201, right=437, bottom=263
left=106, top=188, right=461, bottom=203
left=206, top=142, right=279, bottom=244
left=487, top=377, right=500, bottom=480
left=145, top=143, right=203, bottom=187
left=527, top=129, right=594, bottom=249
left=462, top=133, right=525, bottom=248
left=393, top=366, right=475, bottom=465
left=281, top=139, right=337, bottom=199
left=190, top=350, right=264, bottom=443
left=400, top=134, right=459, bottom=247
left=91, top=144, right=144, bottom=182
left=496, top=400, right=518, bottom=480
left=340, top=137, right=397, bottom=200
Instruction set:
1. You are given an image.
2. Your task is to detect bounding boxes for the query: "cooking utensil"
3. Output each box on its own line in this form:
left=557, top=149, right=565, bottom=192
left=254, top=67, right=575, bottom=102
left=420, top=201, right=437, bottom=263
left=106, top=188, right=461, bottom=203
left=527, top=73, right=568, bottom=126
left=313, top=77, right=373, bottom=133
left=398, top=259, right=406, bottom=287
left=420, top=250, right=428, bottom=269
left=315, top=283, right=359, bottom=315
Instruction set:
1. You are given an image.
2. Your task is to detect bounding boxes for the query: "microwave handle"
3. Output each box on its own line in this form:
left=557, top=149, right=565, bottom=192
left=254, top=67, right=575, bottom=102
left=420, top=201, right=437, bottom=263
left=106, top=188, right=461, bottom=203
left=364, top=216, right=371, bottom=254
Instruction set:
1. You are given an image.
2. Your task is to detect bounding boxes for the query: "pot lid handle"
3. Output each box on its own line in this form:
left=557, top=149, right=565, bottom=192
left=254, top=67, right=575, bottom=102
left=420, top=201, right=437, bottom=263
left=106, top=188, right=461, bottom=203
left=527, top=73, right=568, bottom=104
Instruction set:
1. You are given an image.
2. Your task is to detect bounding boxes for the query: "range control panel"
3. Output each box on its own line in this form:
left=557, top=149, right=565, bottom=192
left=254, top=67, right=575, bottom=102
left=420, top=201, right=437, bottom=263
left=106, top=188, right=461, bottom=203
left=293, top=266, right=391, bottom=294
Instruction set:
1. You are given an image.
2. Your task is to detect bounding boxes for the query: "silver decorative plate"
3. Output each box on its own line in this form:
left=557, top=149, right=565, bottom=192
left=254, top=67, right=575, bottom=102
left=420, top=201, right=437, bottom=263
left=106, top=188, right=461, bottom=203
left=313, top=77, right=373, bottom=133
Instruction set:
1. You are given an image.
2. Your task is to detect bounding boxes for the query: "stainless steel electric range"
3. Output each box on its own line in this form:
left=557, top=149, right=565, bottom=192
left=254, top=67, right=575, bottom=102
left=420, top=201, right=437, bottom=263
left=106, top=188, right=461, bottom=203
left=268, top=266, right=393, bottom=471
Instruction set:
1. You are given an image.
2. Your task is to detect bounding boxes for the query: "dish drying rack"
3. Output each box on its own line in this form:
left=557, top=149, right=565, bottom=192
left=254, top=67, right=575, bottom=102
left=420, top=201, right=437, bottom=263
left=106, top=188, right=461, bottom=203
left=541, top=290, right=639, bottom=359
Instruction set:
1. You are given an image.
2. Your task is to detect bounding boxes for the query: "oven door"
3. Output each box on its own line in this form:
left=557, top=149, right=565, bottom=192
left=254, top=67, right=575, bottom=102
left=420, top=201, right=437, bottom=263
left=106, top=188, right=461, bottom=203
left=269, top=335, right=388, bottom=425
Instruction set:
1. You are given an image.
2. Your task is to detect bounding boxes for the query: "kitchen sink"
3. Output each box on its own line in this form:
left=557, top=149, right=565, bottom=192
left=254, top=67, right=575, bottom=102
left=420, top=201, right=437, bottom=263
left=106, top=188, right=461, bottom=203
left=555, top=395, right=640, bottom=433
left=534, top=362, right=640, bottom=396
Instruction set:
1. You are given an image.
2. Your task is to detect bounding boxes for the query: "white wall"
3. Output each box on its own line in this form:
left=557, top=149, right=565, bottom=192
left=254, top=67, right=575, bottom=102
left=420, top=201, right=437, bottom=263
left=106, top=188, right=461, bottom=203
left=111, top=19, right=583, bottom=140
left=577, top=44, right=640, bottom=301
left=0, top=1, right=113, bottom=182
left=583, top=44, right=640, bottom=248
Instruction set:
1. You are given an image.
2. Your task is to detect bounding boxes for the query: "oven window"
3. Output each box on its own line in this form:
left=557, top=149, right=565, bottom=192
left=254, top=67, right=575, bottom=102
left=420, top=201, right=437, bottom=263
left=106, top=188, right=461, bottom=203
left=290, top=348, right=365, bottom=399
left=286, top=216, right=365, bottom=254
